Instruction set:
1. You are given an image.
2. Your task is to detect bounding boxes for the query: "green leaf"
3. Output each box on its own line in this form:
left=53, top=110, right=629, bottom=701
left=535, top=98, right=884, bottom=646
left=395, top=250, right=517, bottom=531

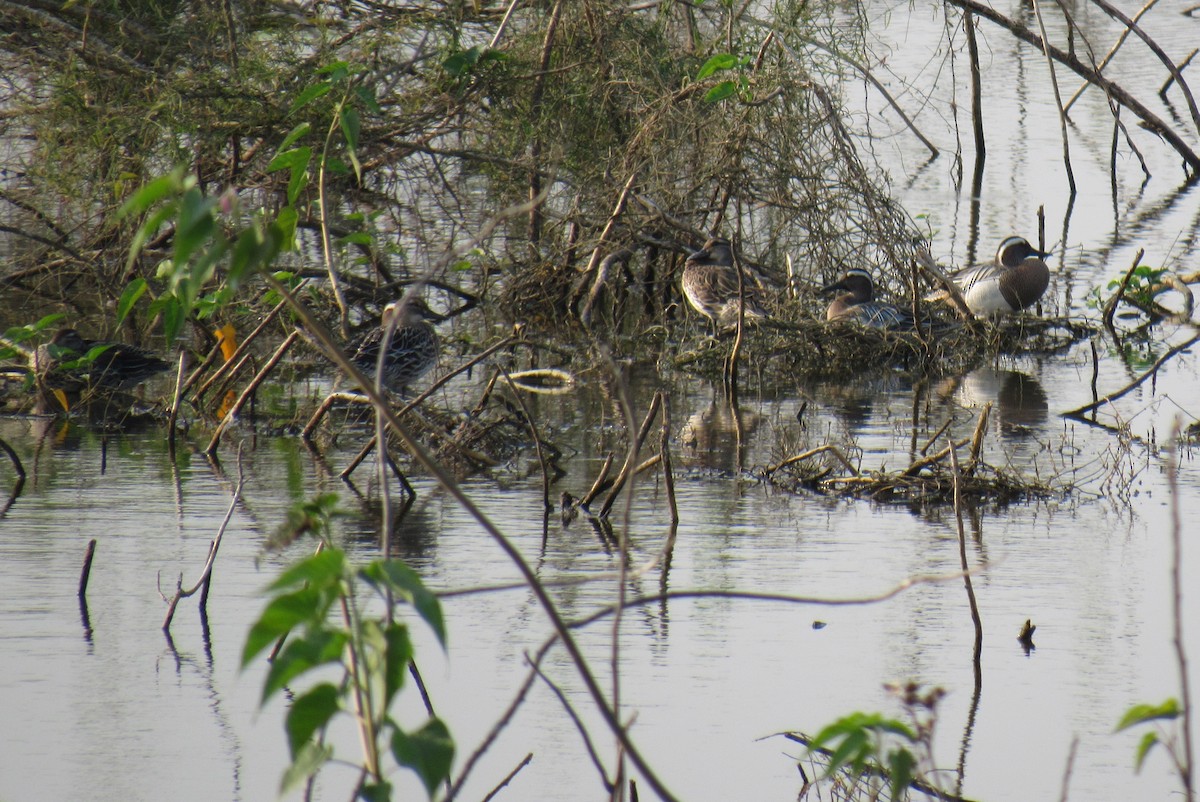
left=360, top=782, right=393, bottom=802
left=354, top=83, right=382, bottom=115
left=125, top=202, right=180, bottom=272
left=277, top=122, right=312, bottom=153
left=341, top=106, right=363, bottom=183
left=280, top=741, right=333, bottom=795
left=290, top=82, right=332, bottom=115
left=704, top=81, right=737, bottom=103
left=316, top=60, right=352, bottom=79
left=229, top=226, right=266, bottom=288
left=826, top=728, right=870, bottom=775
left=242, top=586, right=329, bottom=667
left=391, top=718, right=454, bottom=797
left=274, top=206, right=300, bottom=252
left=116, top=167, right=190, bottom=219
left=1116, top=699, right=1179, bottom=731
left=340, top=106, right=360, bottom=151
left=115, top=279, right=149, bottom=328
left=338, top=231, right=373, bottom=246
left=285, top=682, right=341, bottom=757
left=697, top=53, right=739, bottom=80
left=262, top=629, right=349, bottom=702
left=267, top=147, right=312, bottom=174
left=360, top=561, right=446, bottom=646
left=886, top=746, right=917, bottom=798
left=267, top=147, right=312, bottom=206
left=443, top=48, right=479, bottom=77
left=269, top=548, right=346, bottom=592
left=173, top=186, right=217, bottom=269
left=383, top=623, right=413, bottom=708
left=159, top=294, right=186, bottom=345
left=1133, top=730, right=1160, bottom=772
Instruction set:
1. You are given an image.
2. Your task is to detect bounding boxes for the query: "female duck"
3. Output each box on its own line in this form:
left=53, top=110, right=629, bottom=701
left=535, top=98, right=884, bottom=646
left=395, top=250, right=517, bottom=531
left=350, top=299, right=441, bottom=394
left=681, top=237, right=767, bottom=335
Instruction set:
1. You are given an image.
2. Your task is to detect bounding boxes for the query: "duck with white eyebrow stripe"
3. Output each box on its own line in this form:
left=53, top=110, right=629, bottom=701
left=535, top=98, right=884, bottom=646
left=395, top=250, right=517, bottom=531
left=926, top=236, right=1052, bottom=318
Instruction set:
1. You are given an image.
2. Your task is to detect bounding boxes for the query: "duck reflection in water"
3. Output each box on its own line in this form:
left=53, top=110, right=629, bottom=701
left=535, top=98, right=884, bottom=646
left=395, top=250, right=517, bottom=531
left=937, top=366, right=1048, bottom=439
left=679, top=385, right=760, bottom=473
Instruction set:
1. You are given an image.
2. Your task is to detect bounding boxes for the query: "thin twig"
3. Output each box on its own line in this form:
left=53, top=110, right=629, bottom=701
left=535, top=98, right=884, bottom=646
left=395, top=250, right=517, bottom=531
left=161, top=446, right=245, bottom=633
left=948, top=440, right=983, bottom=687
left=1064, top=0, right=1160, bottom=113
left=660, top=394, right=678, bottom=526
left=480, top=753, right=534, bottom=802
left=1031, top=0, right=1076, bottom=194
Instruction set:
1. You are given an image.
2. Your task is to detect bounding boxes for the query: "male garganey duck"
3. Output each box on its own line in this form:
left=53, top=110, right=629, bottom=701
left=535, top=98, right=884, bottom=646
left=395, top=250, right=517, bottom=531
left=821, top=268, right=915, bottom=331
left=926, top=236, right=1051, bottom=318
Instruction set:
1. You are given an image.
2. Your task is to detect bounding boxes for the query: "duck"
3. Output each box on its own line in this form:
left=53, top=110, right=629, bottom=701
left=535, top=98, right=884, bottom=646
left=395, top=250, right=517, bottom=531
left=926, top=236, right=1051, bottom=318
left=349, top=299, right=441, bottom=393
left=821, top=268, right=915, bottom=330
left=681, top=237, right=767, bottom=335
left=36, top=328, right=171, bottom=390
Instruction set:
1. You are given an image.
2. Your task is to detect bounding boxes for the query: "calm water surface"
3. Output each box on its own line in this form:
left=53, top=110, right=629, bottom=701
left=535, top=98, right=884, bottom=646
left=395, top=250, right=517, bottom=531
left=4, top=3, right=1200, bottom=801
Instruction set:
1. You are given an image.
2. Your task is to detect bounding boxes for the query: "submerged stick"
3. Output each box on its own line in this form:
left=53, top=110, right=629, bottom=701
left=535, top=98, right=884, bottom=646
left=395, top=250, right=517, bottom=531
left=1162, top=49, right=1199, bottom=99
left=0, top=435, right=26, bottom=482
left=944, top=0, right=1200, bottom=169
left=965, top=402, right=992, bottom=474
left=599, top=392, right=663, bottom=518
left=1166, top=433, right=1196, bottom=798
left=1064, top=0, right=1161, bottom=113
left=579, top=453, right=615, bottom=510
left=78, top=538, right=97, bottom=601
left=660, top=394, right=678, bottom=526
